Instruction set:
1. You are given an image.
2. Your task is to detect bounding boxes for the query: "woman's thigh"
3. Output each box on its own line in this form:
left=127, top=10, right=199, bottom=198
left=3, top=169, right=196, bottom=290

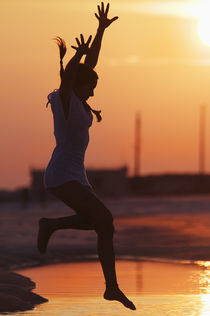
left=48, top=180, right=113, bottom=223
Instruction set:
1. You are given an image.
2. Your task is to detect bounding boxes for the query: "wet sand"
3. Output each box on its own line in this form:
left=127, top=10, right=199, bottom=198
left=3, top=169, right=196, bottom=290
left=13, top=259, right=210, bottom=315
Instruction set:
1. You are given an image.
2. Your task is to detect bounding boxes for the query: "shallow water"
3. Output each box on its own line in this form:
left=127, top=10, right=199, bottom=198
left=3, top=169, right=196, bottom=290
left=13, top=260, right=210, bottom=315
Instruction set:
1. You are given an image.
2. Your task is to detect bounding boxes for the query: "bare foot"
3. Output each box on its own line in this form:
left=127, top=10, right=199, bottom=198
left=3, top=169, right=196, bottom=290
left=104, top=286, right=136, bottom=310
left=37, top=218, right=55, bottom=254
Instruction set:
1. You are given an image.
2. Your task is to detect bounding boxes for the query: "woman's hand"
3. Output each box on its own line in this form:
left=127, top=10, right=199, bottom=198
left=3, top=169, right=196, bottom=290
left=95, top=2, right=118, bottom=30
left=71, top=34, right=92, bottom=55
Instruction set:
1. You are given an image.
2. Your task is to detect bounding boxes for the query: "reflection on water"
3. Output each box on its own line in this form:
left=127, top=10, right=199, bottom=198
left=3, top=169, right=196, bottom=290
left=194, top=261, right=210, bottom=315
left=14, top=260, right=210, bottom=315
left=200, top=295, right=210, bottom=316
left=199, top=268, right=210, bottom=293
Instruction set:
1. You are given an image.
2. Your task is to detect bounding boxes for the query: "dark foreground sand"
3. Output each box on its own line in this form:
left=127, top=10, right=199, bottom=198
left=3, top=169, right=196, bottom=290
left=1, top=196, right=210, bottom=312
left=0, top=270, right=47, bottom=313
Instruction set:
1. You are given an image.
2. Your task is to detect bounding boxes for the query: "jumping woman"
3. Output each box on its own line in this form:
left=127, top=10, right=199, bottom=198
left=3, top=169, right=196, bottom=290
left=38, top=2, right=136, bottom=311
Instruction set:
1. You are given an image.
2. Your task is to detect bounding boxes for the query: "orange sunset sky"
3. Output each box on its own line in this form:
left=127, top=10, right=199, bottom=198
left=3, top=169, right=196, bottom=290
left=1, top=0, right=210, bottom=189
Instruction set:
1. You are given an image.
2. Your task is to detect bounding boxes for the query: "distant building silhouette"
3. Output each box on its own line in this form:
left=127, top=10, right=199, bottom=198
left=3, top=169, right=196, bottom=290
left=1, top=169, right=209, bottom=204
left=87, top=166, right=128, bottom=197
left=129, top=174, right=210, bottom=196
left=20, top=187, right=30, bottom=208
left=30, top=169, right=47, bottom=205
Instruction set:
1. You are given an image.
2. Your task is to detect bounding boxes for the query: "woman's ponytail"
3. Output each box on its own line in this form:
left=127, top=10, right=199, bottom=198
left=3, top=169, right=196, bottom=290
left=53, top=36, right=67, bottom=80
left=83, top=101, right=102, bottom=122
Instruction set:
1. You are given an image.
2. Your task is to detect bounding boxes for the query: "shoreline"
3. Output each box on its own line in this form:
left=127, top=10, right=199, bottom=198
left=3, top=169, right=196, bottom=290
left=0, top=254, right=209, bottom=314
left=14, top=254, right=208, bottom=272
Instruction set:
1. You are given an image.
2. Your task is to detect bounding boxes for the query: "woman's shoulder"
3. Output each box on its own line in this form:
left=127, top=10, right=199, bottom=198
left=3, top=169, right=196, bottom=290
left=47, top=89, right=60, bottom=105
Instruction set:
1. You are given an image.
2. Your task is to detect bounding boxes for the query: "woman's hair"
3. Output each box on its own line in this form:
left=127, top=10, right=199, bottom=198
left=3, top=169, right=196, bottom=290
left=54, top=36, right=67, bottom=80
left=54, top=36, right=101, bottom=122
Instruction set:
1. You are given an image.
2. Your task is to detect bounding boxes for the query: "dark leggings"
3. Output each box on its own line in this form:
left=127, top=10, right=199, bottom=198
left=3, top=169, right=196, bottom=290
left=48, top=180, right=117, bottom=287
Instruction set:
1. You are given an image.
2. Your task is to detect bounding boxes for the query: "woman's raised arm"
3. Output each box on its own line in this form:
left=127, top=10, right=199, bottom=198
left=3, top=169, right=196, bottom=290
left=61, top=34, right=92, bottom=86
left=84, top=2, right=118, bottom=69
left=59, top=34, right=92, bottom=119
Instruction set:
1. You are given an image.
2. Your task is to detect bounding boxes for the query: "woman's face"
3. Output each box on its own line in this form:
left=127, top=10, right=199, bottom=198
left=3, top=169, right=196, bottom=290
left=76, top=79, right=98, bottom=101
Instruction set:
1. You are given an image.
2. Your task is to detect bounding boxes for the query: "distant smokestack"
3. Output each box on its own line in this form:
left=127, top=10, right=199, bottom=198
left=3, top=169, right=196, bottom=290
left=134, top=112, right=141, bottom=177
left=199, top=104, right=206, bottom=174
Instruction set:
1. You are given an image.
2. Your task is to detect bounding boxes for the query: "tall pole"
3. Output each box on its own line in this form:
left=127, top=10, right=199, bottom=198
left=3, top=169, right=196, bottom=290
left=199, top=104, right=206, bottom=174
left=134, top=112, right=141, bottom=177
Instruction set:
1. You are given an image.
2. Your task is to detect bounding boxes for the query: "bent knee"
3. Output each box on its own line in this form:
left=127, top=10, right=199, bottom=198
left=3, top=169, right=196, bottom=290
left=94, top=218, right=115, bottom=235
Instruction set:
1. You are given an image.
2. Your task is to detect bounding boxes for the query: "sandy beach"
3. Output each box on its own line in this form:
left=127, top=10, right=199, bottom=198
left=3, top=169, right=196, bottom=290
left=1, top=195, right=210, bottom=313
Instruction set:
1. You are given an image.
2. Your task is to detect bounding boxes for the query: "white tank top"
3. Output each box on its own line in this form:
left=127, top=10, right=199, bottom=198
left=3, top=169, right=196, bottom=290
left=44, top=89, right=93, bottom=188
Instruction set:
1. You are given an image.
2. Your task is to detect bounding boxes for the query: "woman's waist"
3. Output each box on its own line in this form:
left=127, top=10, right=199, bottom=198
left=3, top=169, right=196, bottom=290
left=53, top=141, right=88, bottom=154
left=47, top=152, right=86, bottom=168
left=53, top=145, right=87, bottom=157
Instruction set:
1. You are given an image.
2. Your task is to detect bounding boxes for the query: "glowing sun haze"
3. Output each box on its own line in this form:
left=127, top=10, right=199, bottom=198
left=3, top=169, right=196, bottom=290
left=1, top=0, right=210, bottom=189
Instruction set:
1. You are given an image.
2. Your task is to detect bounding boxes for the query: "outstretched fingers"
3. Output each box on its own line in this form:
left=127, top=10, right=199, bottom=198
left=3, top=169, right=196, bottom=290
left=105, top=3, right=110, bottom=15
left=71, top=34, right=92, bottom=53
left=97, top=5, right=101, bottom=17
left=101, top=2, right=104, bottom=14
left=86, top=35, right=92, bottom=46
left=76, top=37, right=80, bottom=46
left=97, top=2, right=108, bottom=17
left=80, top=34, right=85, bottom=44
left=110, top=16, right=118, bottom=24
left=95, top=12, right=100, bottom=20
left=95, top=2, right=119, bottom=29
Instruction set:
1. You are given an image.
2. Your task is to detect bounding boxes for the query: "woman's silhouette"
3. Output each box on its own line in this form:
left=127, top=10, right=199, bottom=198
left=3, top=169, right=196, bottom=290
left=38, top=2, right=136, bottom=311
